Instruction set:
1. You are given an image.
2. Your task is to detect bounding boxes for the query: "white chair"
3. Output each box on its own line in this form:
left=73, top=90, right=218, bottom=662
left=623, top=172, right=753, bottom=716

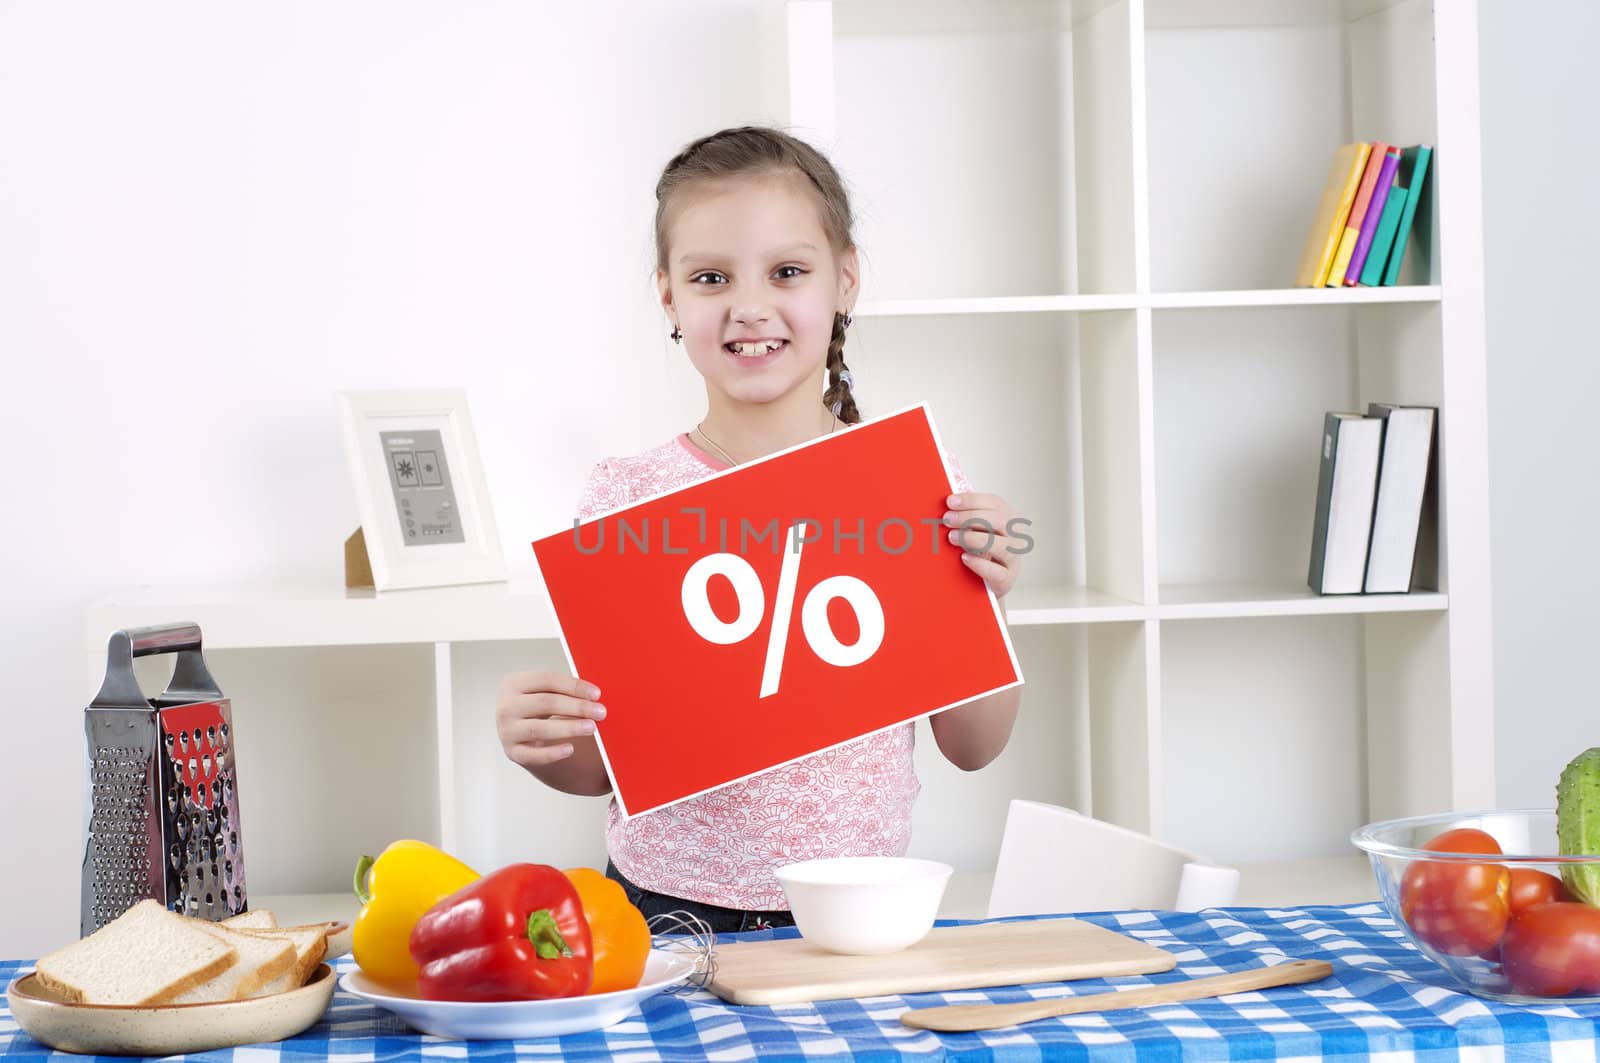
left=986, top=799, right=1241, bottom=918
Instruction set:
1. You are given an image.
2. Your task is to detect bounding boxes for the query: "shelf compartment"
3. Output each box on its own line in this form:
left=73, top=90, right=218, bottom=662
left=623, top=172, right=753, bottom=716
left=1087, top=621, right=1160, bottom=837
left=1151, top=303, right=1442, bottom=592
left=1361, top=610, right=1484, bottom=819
left=830, top=0, right=1139, bottom=300
left=191, top=645, right=439, bottom=896
left=1158, top=614, right=1369, bottom=865
left=851, top=313, right=1093, bottom=591
left=1143, top=0, right=1438, bottom=292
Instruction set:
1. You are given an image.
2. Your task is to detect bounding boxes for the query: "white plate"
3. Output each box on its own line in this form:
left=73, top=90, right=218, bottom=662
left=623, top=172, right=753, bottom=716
left=339, top=950, right=698, bottom=1039
left=7, top=963, right=336, bottom=1055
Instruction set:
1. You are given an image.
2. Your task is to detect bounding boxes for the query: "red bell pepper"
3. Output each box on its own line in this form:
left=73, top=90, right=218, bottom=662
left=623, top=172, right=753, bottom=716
left=408, top=863, right=594, bottom=1001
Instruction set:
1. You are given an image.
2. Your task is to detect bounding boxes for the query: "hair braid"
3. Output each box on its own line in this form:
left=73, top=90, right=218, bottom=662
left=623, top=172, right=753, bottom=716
left=822, top=311, right=860, bottom=425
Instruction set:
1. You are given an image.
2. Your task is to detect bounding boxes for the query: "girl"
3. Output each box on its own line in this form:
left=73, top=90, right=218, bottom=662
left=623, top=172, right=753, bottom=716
left=496, top=126, right=1025, bottom=932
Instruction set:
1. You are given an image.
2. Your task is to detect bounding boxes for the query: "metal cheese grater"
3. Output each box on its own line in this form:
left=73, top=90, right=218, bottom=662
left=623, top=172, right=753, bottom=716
left=81, top=623, right=249, bottom=936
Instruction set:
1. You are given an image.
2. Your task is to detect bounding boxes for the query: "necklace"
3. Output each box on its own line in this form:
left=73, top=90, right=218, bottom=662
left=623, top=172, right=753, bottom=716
left=695, top=410, right=836, bottom=468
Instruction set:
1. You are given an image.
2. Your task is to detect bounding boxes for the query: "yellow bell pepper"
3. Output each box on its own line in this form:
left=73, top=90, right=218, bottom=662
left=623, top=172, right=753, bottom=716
left=352, top=839, right=479, bottom=989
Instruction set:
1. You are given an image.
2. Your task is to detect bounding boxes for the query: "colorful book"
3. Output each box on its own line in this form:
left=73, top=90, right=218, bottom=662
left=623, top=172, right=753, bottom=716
left=1344, top=146, right=1402, bottom=285
left=1326, top=142, right=1391, bottom=288
left=1358, top=183, right=1409, bottom=287
left=1293, top=142, right=1373, bottom=288
left=1381, top=145, right=1433, bottom=286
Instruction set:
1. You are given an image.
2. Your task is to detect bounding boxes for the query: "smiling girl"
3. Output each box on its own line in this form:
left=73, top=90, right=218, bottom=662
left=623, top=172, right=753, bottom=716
left=496, top=126, right=1025, bottom=932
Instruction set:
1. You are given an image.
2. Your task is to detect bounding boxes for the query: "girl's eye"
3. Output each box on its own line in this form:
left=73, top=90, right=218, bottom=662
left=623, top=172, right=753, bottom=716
left=689, top=271, right=727, bottom=285
left=774, top=265, right=807, bottom=280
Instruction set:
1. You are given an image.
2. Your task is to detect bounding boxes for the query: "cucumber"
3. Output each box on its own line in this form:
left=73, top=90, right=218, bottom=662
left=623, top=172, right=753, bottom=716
left=1557, top=747, right=1600, bottom=904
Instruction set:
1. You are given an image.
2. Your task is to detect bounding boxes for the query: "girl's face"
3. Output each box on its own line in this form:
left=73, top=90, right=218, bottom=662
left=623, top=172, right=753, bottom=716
left=658, top=174, right=858, bottom=410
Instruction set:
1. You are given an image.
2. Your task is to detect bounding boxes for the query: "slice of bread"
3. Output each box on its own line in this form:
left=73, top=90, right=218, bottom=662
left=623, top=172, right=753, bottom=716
left=221, top=908, right=276, bottom=930
left=324, top=920, right=352, bottom=961
left=169, top=924, right=296, bottom=1004
left=34, top=900, right=239, bottom=1006
left=242, top=925, right=329, bottom=998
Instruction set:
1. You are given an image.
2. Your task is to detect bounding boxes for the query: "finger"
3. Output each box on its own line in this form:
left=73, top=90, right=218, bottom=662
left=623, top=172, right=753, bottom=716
left=511, top=741, right=576, bottom=767
left=503, top=670, right=603, bottom=701
left=516, top=715, right=599, bottom=746
left=941, top=509, right=1015, bottom=541
left=946, top=492, right=1005, bottom=513
left=960, top=551, right=1013, bottom=588
left=503, top=691, right=608, bottom=722
left=947, top=528, right=1025, bottom=559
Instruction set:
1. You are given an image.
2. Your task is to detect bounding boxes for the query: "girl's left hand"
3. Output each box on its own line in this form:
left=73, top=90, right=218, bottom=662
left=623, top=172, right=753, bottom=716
left=943, top=492, right=1025, bottom=600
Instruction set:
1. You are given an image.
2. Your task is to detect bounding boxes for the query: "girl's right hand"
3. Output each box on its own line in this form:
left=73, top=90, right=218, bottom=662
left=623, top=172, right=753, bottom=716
left=495, top=670, right=607, bottom=769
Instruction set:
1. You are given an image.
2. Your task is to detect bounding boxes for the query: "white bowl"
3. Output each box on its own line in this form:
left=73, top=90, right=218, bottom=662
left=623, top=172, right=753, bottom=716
left=339, top=950, right=697, bottom=1039
left=776, top=856, right=953, bottom=955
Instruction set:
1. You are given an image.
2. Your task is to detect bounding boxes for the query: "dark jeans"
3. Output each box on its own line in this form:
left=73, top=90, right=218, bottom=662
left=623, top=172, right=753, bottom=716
left=605, top=860, right=795, bottom=935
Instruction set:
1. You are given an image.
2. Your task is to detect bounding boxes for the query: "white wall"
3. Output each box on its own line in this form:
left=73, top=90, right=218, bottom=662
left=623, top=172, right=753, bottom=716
left=1479, top=0, right=1600, bottom=809
left=0, top=0, right=775, bottom=958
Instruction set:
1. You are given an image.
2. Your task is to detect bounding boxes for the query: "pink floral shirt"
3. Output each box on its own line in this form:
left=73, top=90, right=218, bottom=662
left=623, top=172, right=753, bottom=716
left=574, top=431, right=971, bottom=910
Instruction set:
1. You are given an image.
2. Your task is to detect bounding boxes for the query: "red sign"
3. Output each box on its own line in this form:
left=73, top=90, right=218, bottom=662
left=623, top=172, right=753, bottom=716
left=531, top=405, right=1022, bottom=818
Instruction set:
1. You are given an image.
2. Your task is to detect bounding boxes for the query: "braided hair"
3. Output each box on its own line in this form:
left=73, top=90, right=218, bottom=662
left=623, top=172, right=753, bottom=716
left=654, top=126, right=861, bottom=424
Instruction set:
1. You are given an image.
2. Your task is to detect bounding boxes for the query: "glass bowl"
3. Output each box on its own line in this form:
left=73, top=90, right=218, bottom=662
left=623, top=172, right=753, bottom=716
left=1352, top=808, right=1600, bottom=1004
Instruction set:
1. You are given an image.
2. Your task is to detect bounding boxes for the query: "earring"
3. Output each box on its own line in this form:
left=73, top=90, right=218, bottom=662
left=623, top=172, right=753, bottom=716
left=669, top=324, right=682, bottom=343
left=840, top=312, right=853, bottom=330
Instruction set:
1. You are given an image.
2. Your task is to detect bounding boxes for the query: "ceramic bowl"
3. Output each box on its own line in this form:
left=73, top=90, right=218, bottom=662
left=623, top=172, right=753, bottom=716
left=6, top=962, right=335, bottom=1055
left=776, top=856, right=953, bottom=955
left=340, top=949, right=697, bottom=1038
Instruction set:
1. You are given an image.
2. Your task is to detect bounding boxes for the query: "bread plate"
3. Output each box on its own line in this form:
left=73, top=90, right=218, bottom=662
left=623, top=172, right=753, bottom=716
left=339, top=950, right=697, bottom=1039
left=6, top=962, right=335, bottom=1055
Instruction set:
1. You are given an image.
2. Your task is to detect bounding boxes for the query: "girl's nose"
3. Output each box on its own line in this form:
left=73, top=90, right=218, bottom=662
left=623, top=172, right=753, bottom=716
left=731, top=304, right=771, bottom=328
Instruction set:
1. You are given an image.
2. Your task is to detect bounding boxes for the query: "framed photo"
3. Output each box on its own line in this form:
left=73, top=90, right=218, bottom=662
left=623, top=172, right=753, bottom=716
left=335, top=388, right=507, bottom=591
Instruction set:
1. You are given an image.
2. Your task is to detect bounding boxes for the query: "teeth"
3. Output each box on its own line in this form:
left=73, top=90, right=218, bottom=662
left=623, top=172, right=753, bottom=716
left=730, top=341, right=783, bottom=357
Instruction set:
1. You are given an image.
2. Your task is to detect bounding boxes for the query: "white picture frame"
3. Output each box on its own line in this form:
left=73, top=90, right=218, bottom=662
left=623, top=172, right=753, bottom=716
left=335, top=387, right=507, bottom=591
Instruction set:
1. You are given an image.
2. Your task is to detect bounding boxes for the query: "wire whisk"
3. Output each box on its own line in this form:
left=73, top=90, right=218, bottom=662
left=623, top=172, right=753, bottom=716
left=647, top=909, right=718, bottom=994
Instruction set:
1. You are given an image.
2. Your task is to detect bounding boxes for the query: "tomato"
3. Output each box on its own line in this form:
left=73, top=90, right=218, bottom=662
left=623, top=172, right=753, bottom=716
left=1399, top=827, right=1511, bottom=957
left=1500, top=902, right=1600, bottom=996
left=1508, top=868, right=1573, bottom=914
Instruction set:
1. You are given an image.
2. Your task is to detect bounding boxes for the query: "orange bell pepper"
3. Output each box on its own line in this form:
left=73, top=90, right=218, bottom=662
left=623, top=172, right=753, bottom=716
left=564, top=866, right=651, bottom=995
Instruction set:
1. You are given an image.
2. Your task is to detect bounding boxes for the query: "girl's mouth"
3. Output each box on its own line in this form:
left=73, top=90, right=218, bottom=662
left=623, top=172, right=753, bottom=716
left=723, top=339, right=788, bottom=360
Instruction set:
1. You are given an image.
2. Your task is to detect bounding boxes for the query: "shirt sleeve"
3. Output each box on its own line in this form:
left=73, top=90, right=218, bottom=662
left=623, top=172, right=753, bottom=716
left=575, top=458, right=627, bottom=521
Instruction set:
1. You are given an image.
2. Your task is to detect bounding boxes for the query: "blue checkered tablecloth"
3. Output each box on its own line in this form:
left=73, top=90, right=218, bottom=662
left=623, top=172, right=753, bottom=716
left=10, top=903, right=1600, bottom=1061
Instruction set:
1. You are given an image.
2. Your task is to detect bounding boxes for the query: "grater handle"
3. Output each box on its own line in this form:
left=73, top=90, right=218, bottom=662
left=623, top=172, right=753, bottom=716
left=128, top=623, right=202, bottom=658
left=90, top=623, right=224, bottom=710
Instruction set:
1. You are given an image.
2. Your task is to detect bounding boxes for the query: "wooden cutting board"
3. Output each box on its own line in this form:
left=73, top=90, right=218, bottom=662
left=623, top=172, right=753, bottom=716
left=705, top=918, right=1178, bottom=1006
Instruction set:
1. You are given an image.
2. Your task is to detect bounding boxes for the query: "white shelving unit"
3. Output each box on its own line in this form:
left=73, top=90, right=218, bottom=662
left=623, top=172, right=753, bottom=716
left=87, top=0, right=1487, bottom=913
left=770, top=0, right=1490, bottom=872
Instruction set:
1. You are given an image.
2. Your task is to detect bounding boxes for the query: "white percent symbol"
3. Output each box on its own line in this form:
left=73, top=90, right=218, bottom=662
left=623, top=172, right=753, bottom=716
left=680, top=522, right=885, bottom=698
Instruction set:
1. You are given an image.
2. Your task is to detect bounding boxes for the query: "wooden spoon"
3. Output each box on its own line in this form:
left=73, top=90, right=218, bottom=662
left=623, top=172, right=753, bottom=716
left=900, top=958, right=1333, bottom=1031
